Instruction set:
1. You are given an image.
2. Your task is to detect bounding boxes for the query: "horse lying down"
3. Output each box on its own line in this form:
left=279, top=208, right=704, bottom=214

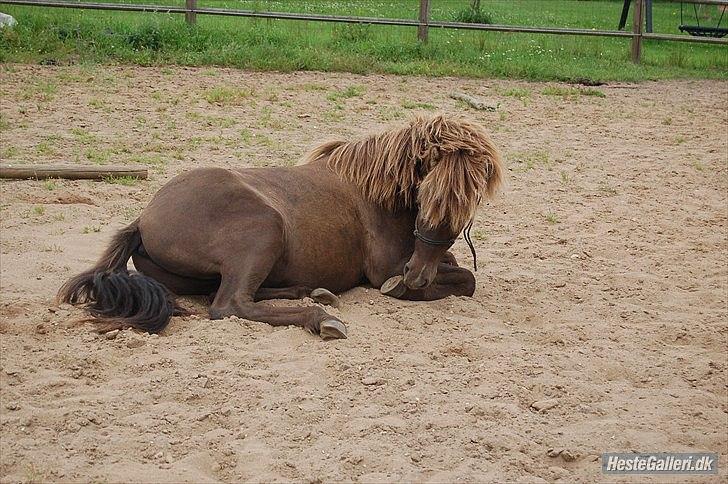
left=59, top=114, right=503, bottom=340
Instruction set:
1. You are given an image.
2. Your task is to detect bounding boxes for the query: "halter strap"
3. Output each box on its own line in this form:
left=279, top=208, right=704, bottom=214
left=413, top=223, right=456, bottom=246
left=413, top=220, right=479, bottom=272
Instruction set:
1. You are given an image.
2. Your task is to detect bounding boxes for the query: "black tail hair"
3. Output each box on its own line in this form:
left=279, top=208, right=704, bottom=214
left=57, top=220, right=183, bottom=333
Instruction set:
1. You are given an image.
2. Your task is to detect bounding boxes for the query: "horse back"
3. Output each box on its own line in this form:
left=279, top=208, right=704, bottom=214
left=139, top=166, right=366, bottom=292
left=138, top=167, right=286, bottom=278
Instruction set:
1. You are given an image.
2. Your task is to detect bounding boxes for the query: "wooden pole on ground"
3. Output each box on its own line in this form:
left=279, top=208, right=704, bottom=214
left=0, top=164, right=148, bottom=180
left=418, top=0, right=430, bottom=42
left=631, top=0, right=644, bottom=63
left=185, top=0, right=196, bottom=25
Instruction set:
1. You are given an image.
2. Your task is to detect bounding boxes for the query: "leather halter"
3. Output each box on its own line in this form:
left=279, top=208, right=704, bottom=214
left=413, top=222, right=456, bottom=246
left=413, top=220, right=478, bottom=271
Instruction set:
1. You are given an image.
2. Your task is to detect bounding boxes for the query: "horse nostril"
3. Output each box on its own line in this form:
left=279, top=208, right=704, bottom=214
left=403, top=263, right=411, bottom=276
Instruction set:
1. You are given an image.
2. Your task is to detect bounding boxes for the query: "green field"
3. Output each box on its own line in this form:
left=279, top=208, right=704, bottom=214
left=1, top=0, right=726, bottom=82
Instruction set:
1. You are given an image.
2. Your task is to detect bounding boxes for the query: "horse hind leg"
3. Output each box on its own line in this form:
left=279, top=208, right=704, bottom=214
left=213, top=300, right=347, bottom=340
left=209, top=258, right=347, bottom=340
left=212, top=287, right=347, bottom=340
left=254, top=286, right=340, bottom=307
left=132, top=251, right=219, bottom=296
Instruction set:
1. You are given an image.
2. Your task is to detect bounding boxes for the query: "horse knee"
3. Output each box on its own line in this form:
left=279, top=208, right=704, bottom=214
left=460, top=269, right=476, bottom=297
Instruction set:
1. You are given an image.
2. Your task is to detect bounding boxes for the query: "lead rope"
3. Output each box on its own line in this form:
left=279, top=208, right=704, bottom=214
left=463, top=219, right=477, bottom=272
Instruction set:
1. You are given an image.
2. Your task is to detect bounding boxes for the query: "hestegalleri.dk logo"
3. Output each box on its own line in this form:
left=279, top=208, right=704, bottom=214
left=602, top=453, right=718, bottom=474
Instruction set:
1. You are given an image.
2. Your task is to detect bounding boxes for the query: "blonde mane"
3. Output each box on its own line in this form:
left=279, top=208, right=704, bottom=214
left=304, top=115, right=503, bottom=232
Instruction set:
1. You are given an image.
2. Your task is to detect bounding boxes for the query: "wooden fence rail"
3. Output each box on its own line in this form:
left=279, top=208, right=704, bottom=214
left=0, top=0, right=725, bottom=64
left=0, top=164, right=148, bottom=180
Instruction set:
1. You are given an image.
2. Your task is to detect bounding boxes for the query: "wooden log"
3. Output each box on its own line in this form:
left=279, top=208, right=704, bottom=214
left=449, top=92, right=498, bottom=111
left=0, top=164, right=148, bottom=180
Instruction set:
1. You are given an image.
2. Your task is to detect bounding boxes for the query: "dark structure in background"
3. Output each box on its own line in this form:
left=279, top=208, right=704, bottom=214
left=620, top=0, right=727, bottom=37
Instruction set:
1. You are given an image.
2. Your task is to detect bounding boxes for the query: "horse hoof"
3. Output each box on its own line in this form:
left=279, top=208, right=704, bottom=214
left=380, top=276, right=406, bottom=298
left=311, top=288, right=340, bottom=307
left=320, top=319, right=347, bottom=340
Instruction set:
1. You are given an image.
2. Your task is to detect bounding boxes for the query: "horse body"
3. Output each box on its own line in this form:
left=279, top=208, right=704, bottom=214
left=59, top=115, right=502, bottom=339
left=135, top=161, right=414, bottom=295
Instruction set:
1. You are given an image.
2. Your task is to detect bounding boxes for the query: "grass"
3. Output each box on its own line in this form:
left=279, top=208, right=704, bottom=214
left=401, top=100, right=436, bottom=110
left=35, top=140, right=56, bottom=156
left=510, top=149, right=552, bottom=171
left=471, top=229, right=487, bottom=241
left=498, top=87, right=531, bottom=105
left=454, top=6, right=493, bottom=25
left=257, top=106, right=287, bottom=129
left=70, top=127, right=97, bottom=145
left=186, top=111, right=238, bottom=128
left=327, top=85, right=365, bottom=102
left=203, top=85, right=254, bottom=105
left=541, top=86, right=606, bottom=99
left=322, top=106, right=345, bottom=122
left=0, top=1, right=725, bottom=82
left=103, top=175, right=140, bottom=185
left=21, top=81, right=57, bottom=101
left=84, top=147, right=111, bottom=164
left=300, top=82, right=328, bottom=92
left=239, top=128, right=253, bottom=143
left=129, top=153, right=168, bottom=171
left=378, top=105, right=405, bottom=121
left=2, top=146, right=19, bottom=159
left=88, top=97, right=110, bottom=111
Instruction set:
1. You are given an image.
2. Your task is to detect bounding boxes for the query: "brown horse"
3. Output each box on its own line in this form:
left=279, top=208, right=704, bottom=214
left=58, top=115, right=502, bottom=340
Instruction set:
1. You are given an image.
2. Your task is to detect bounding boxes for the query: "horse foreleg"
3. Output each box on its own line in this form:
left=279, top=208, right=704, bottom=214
left=441, top=250, right=459, bottom=267
left=380, top=262, right=475, bottom=301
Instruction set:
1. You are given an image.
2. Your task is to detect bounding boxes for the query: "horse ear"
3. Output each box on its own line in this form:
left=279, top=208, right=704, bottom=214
left=422, top=146, right=441, bottom=170
left=411, top=117, right=444, bottom=170
left=423, top=113, right=447, bottom=133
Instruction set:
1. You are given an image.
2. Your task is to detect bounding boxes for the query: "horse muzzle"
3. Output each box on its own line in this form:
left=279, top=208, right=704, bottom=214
left=403, top=262, right=435, bottom=290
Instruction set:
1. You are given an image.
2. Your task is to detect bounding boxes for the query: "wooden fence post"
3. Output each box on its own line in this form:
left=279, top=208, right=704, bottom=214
left=418, top=0, right=430, bottom=42
left=631, top=0, right=644, bottom=63
left=185, top=0, right=196, bottom=25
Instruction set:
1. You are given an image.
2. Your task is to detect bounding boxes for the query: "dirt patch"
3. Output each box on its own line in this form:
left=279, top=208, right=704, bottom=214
left=1, top=65, right=726, bottom=482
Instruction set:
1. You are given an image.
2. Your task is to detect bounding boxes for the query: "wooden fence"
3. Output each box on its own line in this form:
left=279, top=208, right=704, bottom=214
left=1, top=0, right=726, bottom=63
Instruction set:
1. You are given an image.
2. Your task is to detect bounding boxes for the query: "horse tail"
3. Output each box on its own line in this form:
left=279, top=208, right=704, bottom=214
left=57, top=220, right=181, bottom=333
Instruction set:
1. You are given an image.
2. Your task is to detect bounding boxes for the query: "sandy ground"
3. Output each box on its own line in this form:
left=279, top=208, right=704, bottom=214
left=0, top=65, right=726, bottom=483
